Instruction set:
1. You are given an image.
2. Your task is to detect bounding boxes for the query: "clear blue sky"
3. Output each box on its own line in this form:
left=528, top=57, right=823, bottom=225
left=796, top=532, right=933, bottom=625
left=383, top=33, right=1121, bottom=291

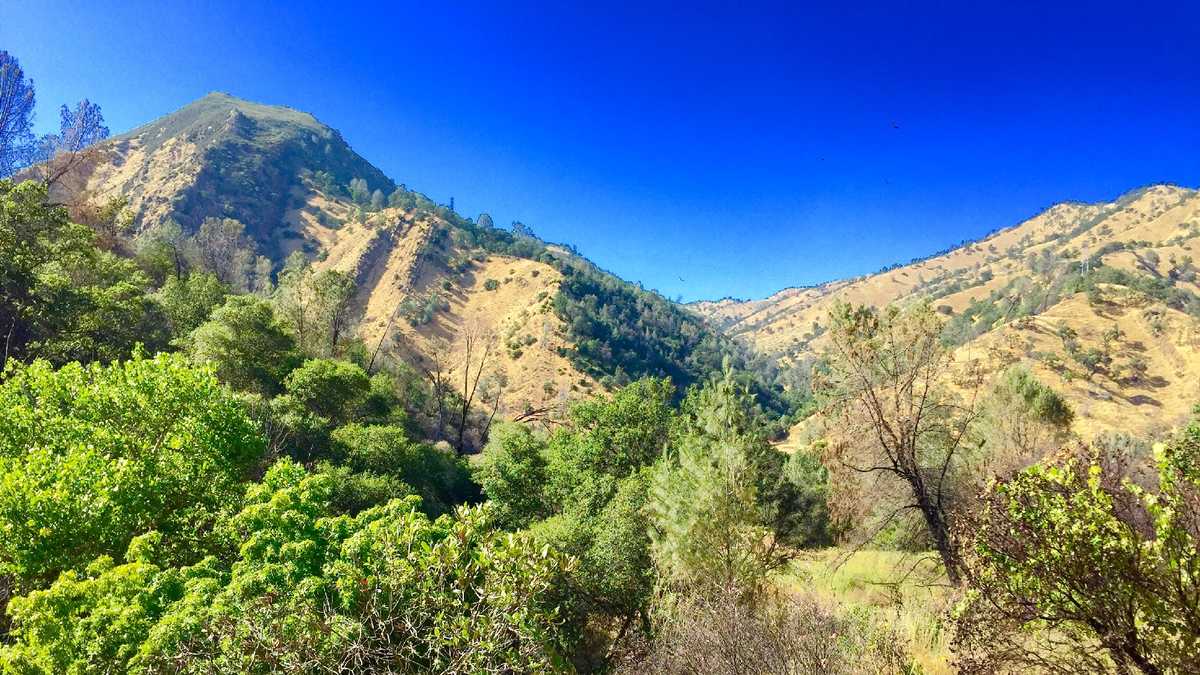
left=4, top=2, right=1199, bottom=301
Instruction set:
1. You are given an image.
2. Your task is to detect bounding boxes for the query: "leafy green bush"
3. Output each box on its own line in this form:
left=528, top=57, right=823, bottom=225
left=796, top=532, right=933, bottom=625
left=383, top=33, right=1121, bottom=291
left=330, top=423, right=479, bottom=516
left=184, top=295, right=301, bottom=395
left=0, top=353, right=264, bottom=588
left=958, top=417, right=1200, bottom=673
left=1, top=461, right=579, bottom=674
left=283, top=358, right=370, bottom=425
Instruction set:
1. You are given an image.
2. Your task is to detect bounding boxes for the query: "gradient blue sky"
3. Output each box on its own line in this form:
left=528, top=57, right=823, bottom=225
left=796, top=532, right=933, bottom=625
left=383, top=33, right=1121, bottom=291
left=4, top=2, right=1198, bottom=301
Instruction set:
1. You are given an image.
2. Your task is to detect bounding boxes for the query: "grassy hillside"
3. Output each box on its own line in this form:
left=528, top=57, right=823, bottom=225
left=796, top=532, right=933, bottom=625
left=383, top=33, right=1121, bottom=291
left=51, top=92, right=393, bottom=257
left=692, top=184, right=1200, bottom=437
left=46, top=93, right=791, bottom=424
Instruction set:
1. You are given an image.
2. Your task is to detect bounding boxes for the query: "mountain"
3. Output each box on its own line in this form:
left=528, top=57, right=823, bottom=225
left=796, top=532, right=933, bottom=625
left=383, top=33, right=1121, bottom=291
left=48, top=92, right=392, bottom=259
left=52, top=92, right=1196, bottom=439
left=692, top=184, right=1200, bottom=440
left=47, top=93, right=778, bottom=422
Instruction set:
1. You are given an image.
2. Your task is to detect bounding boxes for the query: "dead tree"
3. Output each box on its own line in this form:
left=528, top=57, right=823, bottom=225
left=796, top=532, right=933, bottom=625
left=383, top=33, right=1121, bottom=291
left=816, top=301, right=981, bottom=585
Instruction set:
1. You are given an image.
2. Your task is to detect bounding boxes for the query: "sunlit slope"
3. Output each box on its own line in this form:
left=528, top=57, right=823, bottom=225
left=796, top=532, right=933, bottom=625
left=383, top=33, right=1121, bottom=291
left=695, top=184, right=1200, bottom=436
left=45, top=93, right=597, bottom=417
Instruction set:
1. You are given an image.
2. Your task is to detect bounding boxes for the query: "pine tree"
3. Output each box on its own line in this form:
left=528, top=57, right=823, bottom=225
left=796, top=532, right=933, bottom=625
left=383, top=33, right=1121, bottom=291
left=649, top=369, right=787, bottom=598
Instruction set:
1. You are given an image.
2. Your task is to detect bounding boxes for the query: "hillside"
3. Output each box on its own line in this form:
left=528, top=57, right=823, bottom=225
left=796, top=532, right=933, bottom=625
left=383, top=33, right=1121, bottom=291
left=47, top=92, right=393, bottom=259
left=46, top=93, right=776, bottom=421
left=692, top=184, right=1200, bottom=438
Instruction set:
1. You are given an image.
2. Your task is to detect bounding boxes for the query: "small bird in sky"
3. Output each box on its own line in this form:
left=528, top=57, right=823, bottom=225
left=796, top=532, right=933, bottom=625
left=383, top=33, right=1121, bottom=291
left=891, top=121, right=901, bottom=129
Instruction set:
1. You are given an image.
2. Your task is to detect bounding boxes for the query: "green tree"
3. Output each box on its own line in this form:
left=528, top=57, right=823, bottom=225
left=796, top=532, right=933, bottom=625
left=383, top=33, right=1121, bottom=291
left=0, top=179, right=165, bottom=369
left=283, top=358, right=370, bottom=425
left=154, top=272, right=228, bottom=339
left=0, top=533, right=194, bottom=674
left=388, top=187, right=415, bottom=210
left=478, top=380, right=676, bottom=655
left=0, top=353, right=264, bottom=589
left=185, top=295, right=300, bottom=395
left=134, top=219, right=190, bottom=283
left=649, top=371, right=789, bottom=598
left=475, top=422, right=552, bottom=528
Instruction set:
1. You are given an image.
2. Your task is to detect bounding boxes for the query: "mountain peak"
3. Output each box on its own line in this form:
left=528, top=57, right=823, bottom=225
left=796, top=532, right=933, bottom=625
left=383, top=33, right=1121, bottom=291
left=61, top=93, right=394, bottom=253
left=116, top=91, right=334, bottom=146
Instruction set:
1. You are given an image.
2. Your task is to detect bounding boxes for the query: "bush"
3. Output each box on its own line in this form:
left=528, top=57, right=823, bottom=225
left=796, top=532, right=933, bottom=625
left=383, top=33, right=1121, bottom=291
left=1, top=461, right=578, bottom=674
left=957, top=419, right=1200, bottom=673
left=0, top=353, right=264, bottom=588
left=330, top=424, right=479, bottom=516
left=283, top=358, right=370, bottom=425
left=621, top=587, right=911, bottom=674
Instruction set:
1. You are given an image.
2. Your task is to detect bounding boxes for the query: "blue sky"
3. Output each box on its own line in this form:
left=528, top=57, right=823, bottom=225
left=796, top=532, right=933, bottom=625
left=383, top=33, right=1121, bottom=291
left=4, top=2, right=1199, bottom=301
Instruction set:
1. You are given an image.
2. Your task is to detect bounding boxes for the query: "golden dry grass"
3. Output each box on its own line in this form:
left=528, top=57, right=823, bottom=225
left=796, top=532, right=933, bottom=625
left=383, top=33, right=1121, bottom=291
left=783, top=548, right=956, bottom=674
left=700, top=184, right=1200, bottom=440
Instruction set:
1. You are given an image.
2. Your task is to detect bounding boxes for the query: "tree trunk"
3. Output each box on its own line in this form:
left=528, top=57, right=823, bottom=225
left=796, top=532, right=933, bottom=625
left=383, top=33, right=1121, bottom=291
left=915, top=490, right=961, bottom=585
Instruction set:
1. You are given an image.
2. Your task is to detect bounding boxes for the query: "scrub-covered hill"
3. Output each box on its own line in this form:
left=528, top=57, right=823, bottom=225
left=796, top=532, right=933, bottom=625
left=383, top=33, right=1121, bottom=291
left=692, top=184, right=1200, bottom=437
left=45, top=93, right=788, bottom=421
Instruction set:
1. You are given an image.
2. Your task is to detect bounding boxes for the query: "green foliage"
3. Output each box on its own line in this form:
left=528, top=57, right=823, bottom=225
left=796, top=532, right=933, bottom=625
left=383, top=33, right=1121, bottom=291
left=570, top=472, right=655, bottom=619
left=677, top=371, right=825, bottom=549
left=317, top=463, right=416, bottom=516
left=0, top=353, right=264, bottom=588
left=475, top=423, right=553, bottom=528
left=990, top=366, right=1073, bottom=428
left=133, top=219, right=189, bottom=284
left=185, top=295, right=301, bottom=395
left=283, top=358, right=370, bottom=425
left=154, top=272, right=228, bottom=338
left=1, top=460, right=578, bottom=674
left=477, top=380, right=683, bottom=647
left=558, top=377, right=674, bottom=480
left=649, top=371, right=791, bottom=596
left=329, top=423, right=479, bottom=516
left=1, top=179, right=167, bottom=368
left=348, top=176, right=369, bottom=204
left=554, top=258, right=754, bottom=396
left=1, top=534, right=193, bottom=675
left=782, top=451, right=835, bottom=547
left=960, top=419, right=1200, bottom=673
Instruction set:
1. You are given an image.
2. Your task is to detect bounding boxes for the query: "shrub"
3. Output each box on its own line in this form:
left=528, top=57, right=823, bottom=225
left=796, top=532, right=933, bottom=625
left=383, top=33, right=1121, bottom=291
left=0, top=353, right=264, bottom=588
left=957, top=419, right=1200, bottom=673
left=621, top=587, right=911, bottom=674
